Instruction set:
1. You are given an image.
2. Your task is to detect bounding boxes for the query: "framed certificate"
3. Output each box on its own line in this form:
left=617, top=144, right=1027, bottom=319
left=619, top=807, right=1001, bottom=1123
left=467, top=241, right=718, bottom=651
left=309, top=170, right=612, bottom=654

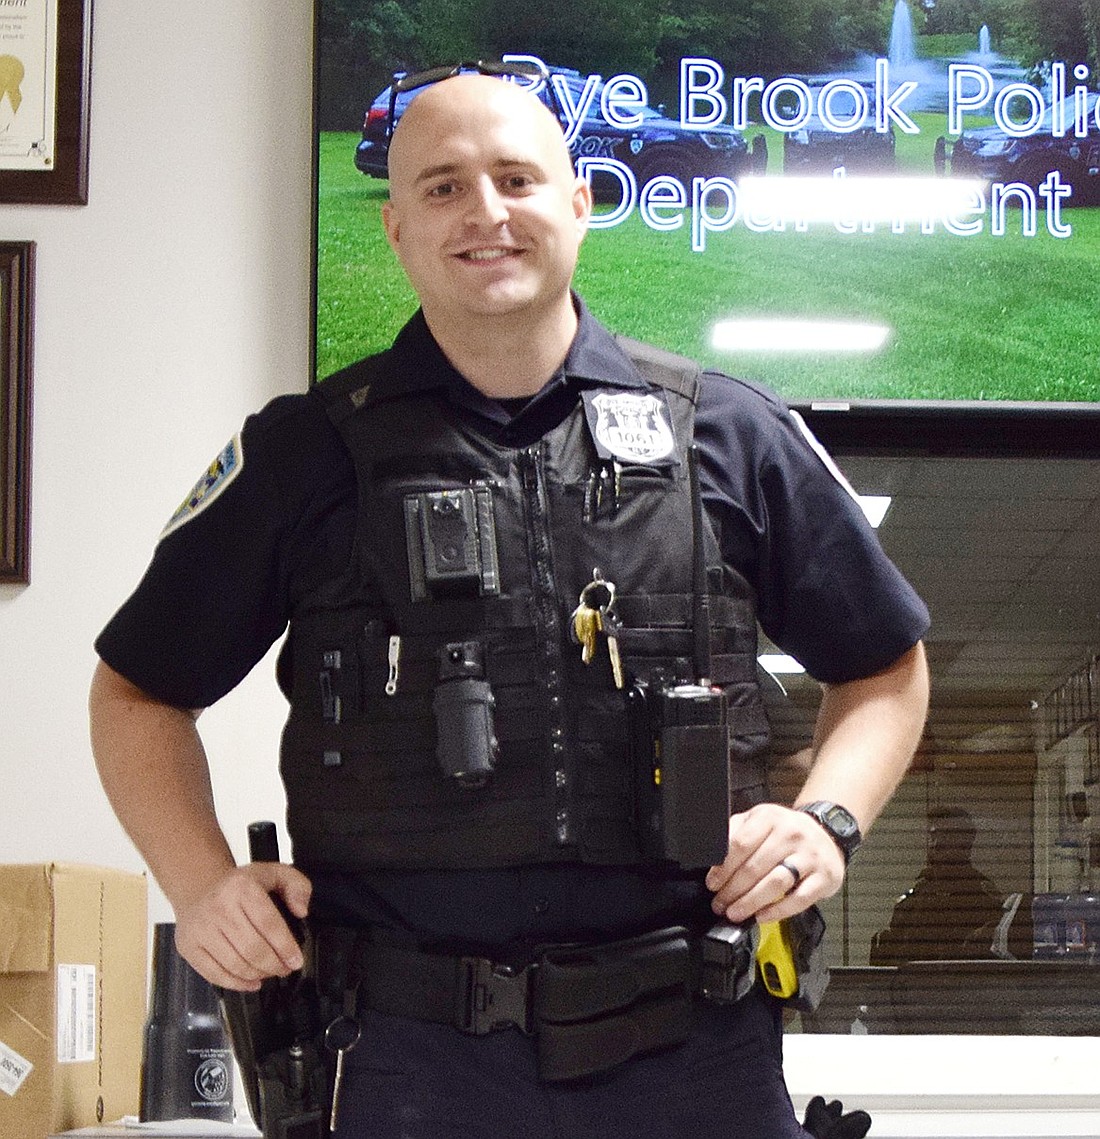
left=0, top=0, right=92, bottom=205
left=1, top=242, right=33, bottom=583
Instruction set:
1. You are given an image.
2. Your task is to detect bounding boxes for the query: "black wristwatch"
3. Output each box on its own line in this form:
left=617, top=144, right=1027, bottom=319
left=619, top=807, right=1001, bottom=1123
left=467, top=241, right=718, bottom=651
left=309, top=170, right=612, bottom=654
left=799, top=801, right=862, bottom=864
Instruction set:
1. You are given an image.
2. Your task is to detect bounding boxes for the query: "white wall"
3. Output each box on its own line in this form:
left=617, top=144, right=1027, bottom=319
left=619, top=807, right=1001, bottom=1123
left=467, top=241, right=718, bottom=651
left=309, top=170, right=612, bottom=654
left=0, top=1, right=315, bottom=921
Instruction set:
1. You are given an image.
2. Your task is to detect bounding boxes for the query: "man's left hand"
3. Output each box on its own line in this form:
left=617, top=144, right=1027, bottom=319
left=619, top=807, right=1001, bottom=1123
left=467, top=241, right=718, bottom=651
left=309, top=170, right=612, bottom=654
left=705, top=802, right=845, bottom=924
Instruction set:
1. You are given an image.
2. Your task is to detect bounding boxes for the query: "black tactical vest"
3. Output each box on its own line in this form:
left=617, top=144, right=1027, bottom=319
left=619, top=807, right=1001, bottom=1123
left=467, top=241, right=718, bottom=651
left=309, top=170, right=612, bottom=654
left=279, top=335, right=769, bottom=872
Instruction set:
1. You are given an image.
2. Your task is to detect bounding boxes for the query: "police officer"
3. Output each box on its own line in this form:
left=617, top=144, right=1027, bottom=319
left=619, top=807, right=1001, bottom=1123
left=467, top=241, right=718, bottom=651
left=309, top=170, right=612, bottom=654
left=90, top=71, right=930, bottom=1137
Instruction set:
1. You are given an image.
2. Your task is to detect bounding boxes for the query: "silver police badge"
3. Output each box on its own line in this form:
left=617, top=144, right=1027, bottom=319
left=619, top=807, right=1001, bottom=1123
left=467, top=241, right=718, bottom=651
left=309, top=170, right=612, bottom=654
left=585, top=391, right=676, bottom=464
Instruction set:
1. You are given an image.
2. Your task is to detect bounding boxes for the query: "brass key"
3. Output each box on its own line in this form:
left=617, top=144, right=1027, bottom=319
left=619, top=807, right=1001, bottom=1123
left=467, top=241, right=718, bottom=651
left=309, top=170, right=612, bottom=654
left=571, top=602, right=600, bottom=664
left=324, top=1014, right=361, bottom=1133
left=571, top=570, right=623, bottom=685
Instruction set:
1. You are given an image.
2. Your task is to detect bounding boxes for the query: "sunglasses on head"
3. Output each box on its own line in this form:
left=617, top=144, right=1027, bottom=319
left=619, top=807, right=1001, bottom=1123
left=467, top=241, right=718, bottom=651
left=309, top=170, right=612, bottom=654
left=384, top=59, right=559, bottom=144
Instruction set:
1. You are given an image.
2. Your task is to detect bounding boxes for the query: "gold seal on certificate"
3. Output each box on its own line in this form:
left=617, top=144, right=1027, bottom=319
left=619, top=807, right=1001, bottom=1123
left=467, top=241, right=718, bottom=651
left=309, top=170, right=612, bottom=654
left=0, top=0, right=58, bottom=172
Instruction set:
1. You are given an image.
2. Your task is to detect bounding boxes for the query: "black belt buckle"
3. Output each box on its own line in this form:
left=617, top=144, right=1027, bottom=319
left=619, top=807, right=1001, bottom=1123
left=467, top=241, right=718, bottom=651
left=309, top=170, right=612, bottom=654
left=457, top=956, right=533, bottom=1035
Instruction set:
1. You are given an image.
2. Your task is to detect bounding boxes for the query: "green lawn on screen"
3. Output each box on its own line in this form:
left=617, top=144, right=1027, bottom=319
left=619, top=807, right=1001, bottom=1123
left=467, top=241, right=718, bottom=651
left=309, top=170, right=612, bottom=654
left=316, top=130, right=1100, bottom=404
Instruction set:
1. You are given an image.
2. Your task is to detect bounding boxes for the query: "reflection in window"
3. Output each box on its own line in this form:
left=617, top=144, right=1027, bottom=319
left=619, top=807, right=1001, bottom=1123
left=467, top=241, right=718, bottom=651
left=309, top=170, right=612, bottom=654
left=868, top=807, right=1006, bottom=964
left=766, top=453, right=1100, bottom=1036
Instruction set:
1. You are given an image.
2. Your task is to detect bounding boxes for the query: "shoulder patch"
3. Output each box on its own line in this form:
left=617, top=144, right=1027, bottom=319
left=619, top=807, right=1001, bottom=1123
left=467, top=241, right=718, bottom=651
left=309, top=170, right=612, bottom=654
left=787, top=409, right=861, bottom=505
left=160, top=434, right=244, bottom=540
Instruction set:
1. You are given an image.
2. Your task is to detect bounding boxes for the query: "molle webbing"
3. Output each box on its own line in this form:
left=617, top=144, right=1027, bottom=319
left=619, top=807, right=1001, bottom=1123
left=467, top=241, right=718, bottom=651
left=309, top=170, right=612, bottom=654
left=280, top=338, right=768, bottom=870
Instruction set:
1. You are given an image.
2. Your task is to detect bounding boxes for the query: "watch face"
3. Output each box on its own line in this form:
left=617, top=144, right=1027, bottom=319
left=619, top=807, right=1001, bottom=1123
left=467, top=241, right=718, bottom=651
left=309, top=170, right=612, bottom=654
left=802, top=801, right=862, bottom=860
left=822, top=804, right=859, bottom=838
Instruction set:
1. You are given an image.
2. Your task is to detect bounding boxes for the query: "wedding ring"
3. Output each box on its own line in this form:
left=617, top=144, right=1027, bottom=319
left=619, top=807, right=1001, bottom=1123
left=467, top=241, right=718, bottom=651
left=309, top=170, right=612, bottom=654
left=779, top=860, right=802, bottom=890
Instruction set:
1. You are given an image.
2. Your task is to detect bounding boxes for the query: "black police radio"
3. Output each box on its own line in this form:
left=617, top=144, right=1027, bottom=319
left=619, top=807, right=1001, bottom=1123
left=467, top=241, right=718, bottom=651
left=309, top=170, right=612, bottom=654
left=629, top=680, right=731, bottom=869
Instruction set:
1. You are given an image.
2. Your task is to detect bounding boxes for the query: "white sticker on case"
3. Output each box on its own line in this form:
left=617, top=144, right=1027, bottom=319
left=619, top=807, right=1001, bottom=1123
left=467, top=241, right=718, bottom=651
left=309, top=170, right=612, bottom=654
left=56, top=964, right=96, bottom=1063
left=0, top=1040, right=33, bottom=1097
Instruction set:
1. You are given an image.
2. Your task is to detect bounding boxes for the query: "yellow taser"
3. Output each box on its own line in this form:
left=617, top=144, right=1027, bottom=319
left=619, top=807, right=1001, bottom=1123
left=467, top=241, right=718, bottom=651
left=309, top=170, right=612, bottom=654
left=756, top=920, right=799, bottom=998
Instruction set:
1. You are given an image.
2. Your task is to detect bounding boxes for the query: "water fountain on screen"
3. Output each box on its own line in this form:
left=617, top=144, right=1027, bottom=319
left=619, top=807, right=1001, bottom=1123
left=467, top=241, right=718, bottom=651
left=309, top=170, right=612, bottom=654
left=788, top=1, right=1026, bottom=116
left=783, top=0, right=937, bottom=106
left=873, top=0, right=942, bottom=109
left=963, top=18, right=1025, bottom=85
left=889, top=0, right=917, bottom=70
left=880, top=3, right=1024, bottom=111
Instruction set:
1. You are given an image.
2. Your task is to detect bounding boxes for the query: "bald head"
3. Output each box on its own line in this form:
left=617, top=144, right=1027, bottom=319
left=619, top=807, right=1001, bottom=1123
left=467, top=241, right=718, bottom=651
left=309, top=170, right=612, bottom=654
left=387, top=73, right=575, bottom=199
left=378, top=69, right=592, bottom=368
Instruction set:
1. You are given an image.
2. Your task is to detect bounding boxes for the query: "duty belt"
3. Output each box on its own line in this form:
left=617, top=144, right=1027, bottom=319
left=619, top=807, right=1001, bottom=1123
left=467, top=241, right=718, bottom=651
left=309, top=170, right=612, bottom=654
left=313, top=923, right=759, bottom=1082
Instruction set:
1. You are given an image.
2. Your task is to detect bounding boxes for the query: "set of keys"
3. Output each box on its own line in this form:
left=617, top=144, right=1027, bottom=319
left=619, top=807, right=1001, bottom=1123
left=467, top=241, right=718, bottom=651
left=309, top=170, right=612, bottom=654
left=570, top=569, right=625, bottom=689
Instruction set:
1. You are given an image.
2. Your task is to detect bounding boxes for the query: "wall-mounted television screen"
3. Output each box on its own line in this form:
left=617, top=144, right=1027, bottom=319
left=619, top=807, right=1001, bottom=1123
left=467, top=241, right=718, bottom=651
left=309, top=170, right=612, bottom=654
left=311, top=2, right=1100, bottom=1030
left=314, top=0, right=1100, bottom=444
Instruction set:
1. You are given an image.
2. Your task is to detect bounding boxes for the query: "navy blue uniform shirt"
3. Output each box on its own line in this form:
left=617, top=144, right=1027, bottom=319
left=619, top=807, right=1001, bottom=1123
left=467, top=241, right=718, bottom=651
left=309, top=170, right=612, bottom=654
left=96, top=299, right=928, bottom=950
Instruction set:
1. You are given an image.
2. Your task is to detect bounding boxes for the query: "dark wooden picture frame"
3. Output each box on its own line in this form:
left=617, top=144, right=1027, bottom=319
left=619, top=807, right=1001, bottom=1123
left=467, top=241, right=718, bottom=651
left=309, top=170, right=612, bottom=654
left=1, top=242, right=34, bottom=582
left=0, top=0, right=93, bottom=205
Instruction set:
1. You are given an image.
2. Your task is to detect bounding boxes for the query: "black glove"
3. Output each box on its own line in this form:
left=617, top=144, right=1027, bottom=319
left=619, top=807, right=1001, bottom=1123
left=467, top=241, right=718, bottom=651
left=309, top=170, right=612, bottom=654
left=803, top=1094, right=872, bottom=1138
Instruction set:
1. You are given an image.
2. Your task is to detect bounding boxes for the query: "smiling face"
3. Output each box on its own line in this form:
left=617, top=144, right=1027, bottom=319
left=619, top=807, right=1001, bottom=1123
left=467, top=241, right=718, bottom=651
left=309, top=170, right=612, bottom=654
left=381, top=74, right=592, bottom=336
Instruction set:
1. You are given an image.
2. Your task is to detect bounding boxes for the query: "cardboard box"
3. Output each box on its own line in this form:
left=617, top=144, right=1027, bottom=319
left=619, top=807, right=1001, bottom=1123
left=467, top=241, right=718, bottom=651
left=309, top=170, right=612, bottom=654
left=0, top=864, right=147, bottom=1138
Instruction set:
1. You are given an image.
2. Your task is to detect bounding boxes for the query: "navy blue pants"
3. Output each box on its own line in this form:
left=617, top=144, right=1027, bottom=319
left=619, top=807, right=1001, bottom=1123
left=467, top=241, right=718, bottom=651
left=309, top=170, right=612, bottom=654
left=333, top=989, right=809, bottom=1138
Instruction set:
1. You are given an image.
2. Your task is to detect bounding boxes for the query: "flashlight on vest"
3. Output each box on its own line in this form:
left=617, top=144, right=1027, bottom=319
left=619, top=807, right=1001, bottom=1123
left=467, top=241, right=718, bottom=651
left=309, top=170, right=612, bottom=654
left=433, top=640, right=498, bottom=788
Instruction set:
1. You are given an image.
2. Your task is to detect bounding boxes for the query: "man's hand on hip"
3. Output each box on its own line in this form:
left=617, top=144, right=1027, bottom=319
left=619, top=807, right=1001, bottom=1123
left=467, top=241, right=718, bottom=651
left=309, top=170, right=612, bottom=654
left=705, top=803, right=845, bottom=925
left=174, top=862, right=312, bottom=990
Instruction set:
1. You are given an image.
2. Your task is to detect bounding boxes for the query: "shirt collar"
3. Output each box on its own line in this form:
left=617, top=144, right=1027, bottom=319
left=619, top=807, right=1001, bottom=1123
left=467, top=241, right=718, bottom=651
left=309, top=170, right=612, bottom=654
left=562, top=297, right=649, bottom=391
left=387, top=294, right=650, bottom=413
